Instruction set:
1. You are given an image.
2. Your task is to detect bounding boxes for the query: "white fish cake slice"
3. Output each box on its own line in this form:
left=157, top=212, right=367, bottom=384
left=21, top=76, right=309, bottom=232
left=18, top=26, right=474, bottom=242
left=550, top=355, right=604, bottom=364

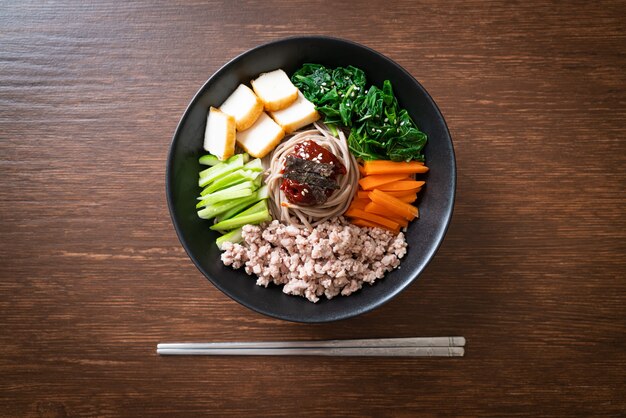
left=236, top=112, right=285, bottom=158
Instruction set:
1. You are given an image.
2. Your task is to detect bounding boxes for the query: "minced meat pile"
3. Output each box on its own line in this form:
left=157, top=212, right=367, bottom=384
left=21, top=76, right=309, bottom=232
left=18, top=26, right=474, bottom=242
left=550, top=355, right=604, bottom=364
left=220, top=217, right=407, bottom=302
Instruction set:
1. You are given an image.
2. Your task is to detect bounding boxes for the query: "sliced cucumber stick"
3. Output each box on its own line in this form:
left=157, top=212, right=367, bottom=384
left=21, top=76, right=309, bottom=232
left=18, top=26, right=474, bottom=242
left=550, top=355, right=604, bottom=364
left=196, top=188, right=252, bottom=209
left=215, top=197, right=257, bottom=222
left=199, top=154, right=245, bottom=187
left=210, top=209, right=271, bottom=232
left=243, top=158, right=263, bottom=172
left=202, top=170, right=260, bottom=195
left=215, top=227, right=244, bottom=250
left=235, top=200, right=268, bottom=218
left=197, top=185, right=268, bottom=219
left=199, top=154, right=220, bottom=166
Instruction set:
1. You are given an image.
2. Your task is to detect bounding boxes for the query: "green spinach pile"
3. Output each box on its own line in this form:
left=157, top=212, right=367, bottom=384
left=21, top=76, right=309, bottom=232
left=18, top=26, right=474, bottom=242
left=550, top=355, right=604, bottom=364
left=291, top=63, right=427, bottom=162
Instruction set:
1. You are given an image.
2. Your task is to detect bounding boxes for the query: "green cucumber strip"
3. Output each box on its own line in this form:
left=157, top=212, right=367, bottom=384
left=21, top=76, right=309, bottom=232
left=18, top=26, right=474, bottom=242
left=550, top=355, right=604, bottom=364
left=243, top=158, right=263, bottom=171
left=199, top=153, right=240, bottom=177
left=215, top=185, right=270, bottom=221
left=234, top=200, right=268, bottom=218
left=210, top=209, right=271, bottom=232
left=252, top=173, right=263, bottom=188
left=202, top=169, right=261, bottom=195
left=215, top=196, right=258, bottom=222
left=198, top=198, right=246, bottom=218
left=255, top=183, right=269, bottom=200
left=196, top=187, right=253, bottom=209
left=198, top=154, right=244, bottom=187
left=198, top=185, right=268, bottom=220
left=215, top=227, right=244, bottom=250
left=199, top=154, right=220, bottom=166
left=198, top=181, right=254, bottom=200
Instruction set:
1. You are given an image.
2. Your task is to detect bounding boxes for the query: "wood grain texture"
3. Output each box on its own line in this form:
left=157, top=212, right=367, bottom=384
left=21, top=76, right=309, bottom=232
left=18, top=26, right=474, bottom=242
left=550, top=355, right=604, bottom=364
left=1, top=0, right=625, bottom=416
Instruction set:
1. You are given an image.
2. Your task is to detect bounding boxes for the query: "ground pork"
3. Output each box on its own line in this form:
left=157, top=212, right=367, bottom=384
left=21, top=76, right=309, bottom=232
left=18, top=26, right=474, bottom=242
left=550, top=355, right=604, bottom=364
left=220, top=217, right=407, bottom=303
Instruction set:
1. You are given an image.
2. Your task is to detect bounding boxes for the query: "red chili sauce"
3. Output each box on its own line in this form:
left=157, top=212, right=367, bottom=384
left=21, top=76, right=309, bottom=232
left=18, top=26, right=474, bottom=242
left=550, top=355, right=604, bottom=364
left=280, top=140, right=346, bottom=206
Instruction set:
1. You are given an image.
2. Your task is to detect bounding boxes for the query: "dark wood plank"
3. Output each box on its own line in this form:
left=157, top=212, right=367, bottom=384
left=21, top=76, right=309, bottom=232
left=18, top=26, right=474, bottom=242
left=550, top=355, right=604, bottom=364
left=1, top=0, right=625, bottom=416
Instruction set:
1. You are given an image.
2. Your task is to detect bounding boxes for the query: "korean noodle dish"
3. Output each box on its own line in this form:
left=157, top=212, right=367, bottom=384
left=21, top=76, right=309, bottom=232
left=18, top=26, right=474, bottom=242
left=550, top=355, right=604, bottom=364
left=195, top=65, right=429, bottom=302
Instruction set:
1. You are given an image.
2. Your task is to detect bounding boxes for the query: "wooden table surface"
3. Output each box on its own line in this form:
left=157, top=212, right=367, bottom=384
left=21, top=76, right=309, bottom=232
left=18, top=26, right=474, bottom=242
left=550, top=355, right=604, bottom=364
left=1, top=1, right=625, bottom=416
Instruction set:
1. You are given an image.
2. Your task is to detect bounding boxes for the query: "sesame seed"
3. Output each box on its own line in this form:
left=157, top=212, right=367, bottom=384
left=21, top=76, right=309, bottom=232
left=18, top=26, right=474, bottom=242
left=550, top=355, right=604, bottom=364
left=400, top=121, right=405, bottom=126
left=351, top=92, right=355, bottom=97
left=321, top=82, right=327, bottom=86
left=384, top=118, right=388, bottom=122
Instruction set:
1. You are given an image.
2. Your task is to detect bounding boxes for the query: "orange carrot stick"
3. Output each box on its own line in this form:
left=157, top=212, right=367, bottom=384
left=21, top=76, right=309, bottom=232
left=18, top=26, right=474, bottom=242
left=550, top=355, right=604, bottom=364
left=359, top=187, right=423, bottom=199
left=368, top=189, right=419, bottom=221
left=363, top=160, right=429, bottom=175
left=383, top=188, right=422, bottom=198
left=376, top=180, right=425, bottom=192
left=364, top=202, right=409, bottom=227
left=396, top=193, right=418, bottom=203
left=351, top=218, right=378, bottom=228
left=345, top=208, right=401, bottom=231
left=358, top=174, right=409, bottom=191
left=348, top=198, right=370, bottom=211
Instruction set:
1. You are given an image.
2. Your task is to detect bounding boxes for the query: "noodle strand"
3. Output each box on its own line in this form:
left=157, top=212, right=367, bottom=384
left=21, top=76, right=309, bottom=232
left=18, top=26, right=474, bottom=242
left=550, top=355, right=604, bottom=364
left=264, top=122, right=358, bottom=228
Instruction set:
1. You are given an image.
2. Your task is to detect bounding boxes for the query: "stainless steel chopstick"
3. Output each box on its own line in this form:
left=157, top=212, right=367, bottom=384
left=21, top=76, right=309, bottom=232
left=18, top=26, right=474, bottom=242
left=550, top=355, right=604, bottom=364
left=157, top=336, right=465, bottom=350
left=157, top=346, right=464, bottom=357
left=157, top=337, right=466, bottom=356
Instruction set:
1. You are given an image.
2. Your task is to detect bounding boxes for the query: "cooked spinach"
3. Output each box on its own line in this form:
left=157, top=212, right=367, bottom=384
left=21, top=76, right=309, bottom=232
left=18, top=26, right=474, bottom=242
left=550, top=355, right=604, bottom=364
left=292, top=64, right=427, bottom=162
left=291, top=64, right=366, bottom=127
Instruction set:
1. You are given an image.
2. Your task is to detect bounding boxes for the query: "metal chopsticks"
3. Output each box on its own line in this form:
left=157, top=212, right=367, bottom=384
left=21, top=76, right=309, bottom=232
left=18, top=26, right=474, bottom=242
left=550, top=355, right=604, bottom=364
left=157, top=337, right=465, bottom=357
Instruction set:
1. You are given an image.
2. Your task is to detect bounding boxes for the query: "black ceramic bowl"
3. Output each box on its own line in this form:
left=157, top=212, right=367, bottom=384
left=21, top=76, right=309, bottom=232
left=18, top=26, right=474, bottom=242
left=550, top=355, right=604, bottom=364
left=166, top=36, right=455, bottom=322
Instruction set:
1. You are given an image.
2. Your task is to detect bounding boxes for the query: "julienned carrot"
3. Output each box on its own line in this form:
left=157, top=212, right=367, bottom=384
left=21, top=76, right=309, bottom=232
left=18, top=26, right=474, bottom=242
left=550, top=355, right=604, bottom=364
left=364, top=202, right=409, bottom=227
left=358, top=174, right=409, bottom=191
left=377, top=180, right=425, bottom=192
left=383, top=188, right=422, bottom=198
left=345, top=208, right=400, bottom=231
left=397, top=193, right=418, bottom=203
left=348, top=198, right=370, bottom=211
left=368, top=189, right=419, bottom=221
left=351, top=218, right=399, bottom=233
left=363, top=160, right=428, bottom=175
left=357, top=189, right=420, bottom=199
left=384, top=187, right=421, bottom=195
left=351, top=218, right=380, bottom=229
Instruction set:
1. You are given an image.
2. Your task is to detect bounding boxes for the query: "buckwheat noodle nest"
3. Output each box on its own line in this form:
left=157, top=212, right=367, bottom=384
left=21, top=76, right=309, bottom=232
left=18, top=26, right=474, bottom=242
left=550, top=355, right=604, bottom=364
left=264, top=122, right=359, bottom=228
